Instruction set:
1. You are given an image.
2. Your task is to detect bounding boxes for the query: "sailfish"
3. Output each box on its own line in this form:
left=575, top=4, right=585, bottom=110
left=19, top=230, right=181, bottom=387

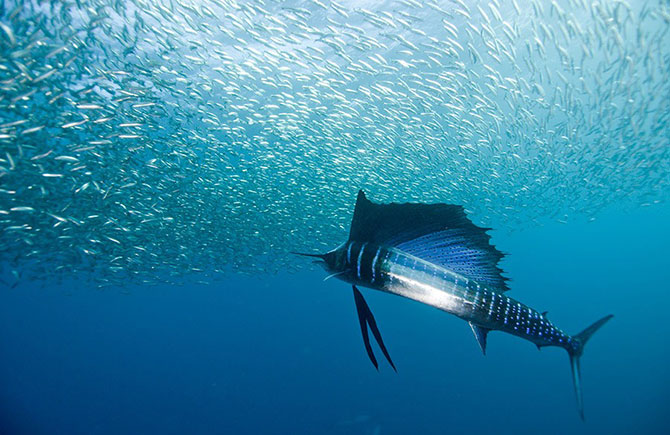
left=296, top=190, right=612, bottom=420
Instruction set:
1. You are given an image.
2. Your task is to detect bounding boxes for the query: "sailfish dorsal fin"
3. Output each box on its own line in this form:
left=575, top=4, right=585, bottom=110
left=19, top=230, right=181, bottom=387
left=349, top=190, right=509, bottom=292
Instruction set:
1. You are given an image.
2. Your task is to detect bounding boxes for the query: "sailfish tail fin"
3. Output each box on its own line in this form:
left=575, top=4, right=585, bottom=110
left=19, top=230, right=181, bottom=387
left=567, top=314, right=614, bottom=421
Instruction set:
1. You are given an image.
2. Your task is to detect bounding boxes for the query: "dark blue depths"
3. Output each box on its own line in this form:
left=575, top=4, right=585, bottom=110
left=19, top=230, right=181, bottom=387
left=1, top=203, right=669, bottom=435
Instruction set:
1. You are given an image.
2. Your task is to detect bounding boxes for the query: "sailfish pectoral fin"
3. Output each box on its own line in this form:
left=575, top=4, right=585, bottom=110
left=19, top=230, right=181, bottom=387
left=352, top=285, right=396, bottom=372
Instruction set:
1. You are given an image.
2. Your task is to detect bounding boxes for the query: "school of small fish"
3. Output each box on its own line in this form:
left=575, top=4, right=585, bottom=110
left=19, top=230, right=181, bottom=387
left=0, top=0, right=668, bottom=287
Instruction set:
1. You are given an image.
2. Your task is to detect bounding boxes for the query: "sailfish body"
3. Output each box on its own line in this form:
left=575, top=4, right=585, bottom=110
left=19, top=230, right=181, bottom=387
left=341, top=240, right=566, bottom=349
left=299, top=190, right=612, bottom=420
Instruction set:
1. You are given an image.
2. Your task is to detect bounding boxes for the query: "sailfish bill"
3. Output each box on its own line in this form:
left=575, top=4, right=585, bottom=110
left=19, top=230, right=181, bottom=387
left=296, top=190, right=613, bottom=420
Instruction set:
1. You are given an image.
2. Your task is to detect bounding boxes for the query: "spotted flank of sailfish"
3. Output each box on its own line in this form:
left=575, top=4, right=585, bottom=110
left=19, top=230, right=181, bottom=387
left=296, top=190, right=613, bottom=420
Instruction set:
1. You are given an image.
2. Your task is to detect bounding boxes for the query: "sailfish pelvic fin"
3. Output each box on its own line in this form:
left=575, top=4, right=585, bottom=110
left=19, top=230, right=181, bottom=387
left=352, top=285, right=396, bottom=372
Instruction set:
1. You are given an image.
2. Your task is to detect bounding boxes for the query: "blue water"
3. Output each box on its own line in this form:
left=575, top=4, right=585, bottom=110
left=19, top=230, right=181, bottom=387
left=2, top=0, right=670, bottom=433
left=2, top=203, right=668, bottom=434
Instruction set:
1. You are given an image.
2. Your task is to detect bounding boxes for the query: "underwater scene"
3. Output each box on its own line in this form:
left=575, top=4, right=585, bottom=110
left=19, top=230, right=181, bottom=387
left=1, top=0, right=668, bottom=434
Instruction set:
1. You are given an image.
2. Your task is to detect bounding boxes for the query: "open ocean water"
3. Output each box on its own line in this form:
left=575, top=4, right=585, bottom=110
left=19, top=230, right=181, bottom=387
left=1, top=0, right=669, bottom=434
